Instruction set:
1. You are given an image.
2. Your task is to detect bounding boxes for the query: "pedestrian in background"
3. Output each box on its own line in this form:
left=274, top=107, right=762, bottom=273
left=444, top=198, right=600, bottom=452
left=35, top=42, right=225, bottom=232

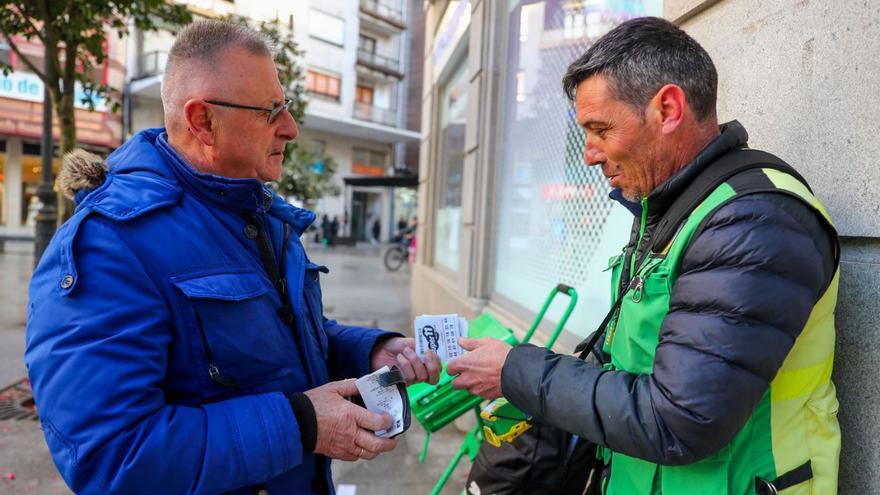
left=449, top=16, right=840, bottom=495
left=26, top=19, right=439, bottom=495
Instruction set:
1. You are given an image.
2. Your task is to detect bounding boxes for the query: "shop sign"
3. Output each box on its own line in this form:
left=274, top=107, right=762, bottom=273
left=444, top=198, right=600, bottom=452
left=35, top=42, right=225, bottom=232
left=542, top=183, right=597, bottom=201
left=0, top=71, right=108, bottom=111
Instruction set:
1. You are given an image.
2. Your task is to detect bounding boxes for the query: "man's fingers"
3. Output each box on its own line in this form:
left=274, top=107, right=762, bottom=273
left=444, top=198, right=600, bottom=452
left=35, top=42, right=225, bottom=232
left=329, top=378, right=359, bottom=397
left=451, top=375, right=469, bottom=390
left=425, top=350, right=441, bottom=384
left=396, top=353, right=417, bottom=385
left=446, top=354, right=468, bottom=376
left=356, top=429, right=398, bottom=455
left=356, top=408, right=393, bottom=432
left=403, top=346, right=428, bottom=382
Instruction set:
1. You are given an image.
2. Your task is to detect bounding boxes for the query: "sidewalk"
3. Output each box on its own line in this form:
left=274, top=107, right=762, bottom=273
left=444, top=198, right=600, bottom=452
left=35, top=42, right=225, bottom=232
left=0, top=243, right=472, bottom=495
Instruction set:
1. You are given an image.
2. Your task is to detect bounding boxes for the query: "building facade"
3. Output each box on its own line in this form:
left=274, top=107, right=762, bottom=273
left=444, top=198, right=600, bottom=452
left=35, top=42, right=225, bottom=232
left=291, top=0, right=422, bottom=242
left=0, top=35, right=124, bottom=237
left=413, top=0, right=880, bottom=492
left=125, top=0, right=423, bottom=244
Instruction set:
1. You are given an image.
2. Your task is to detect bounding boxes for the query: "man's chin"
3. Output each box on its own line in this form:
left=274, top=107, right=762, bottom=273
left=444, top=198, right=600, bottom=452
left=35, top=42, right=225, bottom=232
left=621, top=189, right=642, bottom=202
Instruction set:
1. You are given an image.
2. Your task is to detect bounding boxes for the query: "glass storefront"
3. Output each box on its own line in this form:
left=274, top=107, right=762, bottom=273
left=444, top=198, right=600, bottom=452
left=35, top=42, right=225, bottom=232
left=434, top=57, right=468, bottom=272
left=493, top=0, right=662, bottom=340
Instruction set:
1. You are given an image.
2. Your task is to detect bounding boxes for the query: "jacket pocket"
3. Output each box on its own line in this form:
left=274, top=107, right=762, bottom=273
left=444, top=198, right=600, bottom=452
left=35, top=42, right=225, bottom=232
left=172, top=270, right=292, bottom=391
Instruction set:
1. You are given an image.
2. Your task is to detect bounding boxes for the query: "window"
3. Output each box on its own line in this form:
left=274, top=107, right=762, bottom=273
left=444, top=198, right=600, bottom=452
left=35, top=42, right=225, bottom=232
left=353, top=147, right=387, bottom=177
left=306, top=69, right=341, bottom=100
left=356, top=85, right=374, bottom=105
left=309, top=9, right=345, bottom=46
left=434, top=58, right=468, bottom=272
left=359, top=35, right=377, bottom=54
left=492, top=1, right=662, bottom=342
left=310, top=139, right=326, bottom=157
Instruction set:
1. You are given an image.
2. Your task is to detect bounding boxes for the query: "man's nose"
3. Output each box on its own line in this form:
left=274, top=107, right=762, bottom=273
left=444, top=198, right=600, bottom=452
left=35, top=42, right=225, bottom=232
left=584, top=138, right=603, bottom=166
left=276, top=108, right=298, bottom=141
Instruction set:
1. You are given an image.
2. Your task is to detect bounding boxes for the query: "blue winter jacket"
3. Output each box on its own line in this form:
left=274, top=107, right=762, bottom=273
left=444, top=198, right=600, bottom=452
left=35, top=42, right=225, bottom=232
left=25, top=128, right=393, bottom=494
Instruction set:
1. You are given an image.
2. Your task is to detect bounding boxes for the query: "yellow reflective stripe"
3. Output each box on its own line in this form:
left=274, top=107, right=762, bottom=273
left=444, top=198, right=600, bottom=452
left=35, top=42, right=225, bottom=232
left=771, top=354, right=834, bottom=403
left=762, top=168, right=834, bottom=223
left=776, top=273, right=839, bottom=370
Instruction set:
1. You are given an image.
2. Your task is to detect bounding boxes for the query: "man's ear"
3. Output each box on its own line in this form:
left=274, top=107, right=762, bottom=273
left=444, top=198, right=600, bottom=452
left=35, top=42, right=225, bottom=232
left=183, top=100, right=215, bottom=146
left=648, top=84, right=686, bottom=135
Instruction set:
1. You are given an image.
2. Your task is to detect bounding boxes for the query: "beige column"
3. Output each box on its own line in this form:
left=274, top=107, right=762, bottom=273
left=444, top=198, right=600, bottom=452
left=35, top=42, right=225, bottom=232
left=3, top=137, right=23, bottom=230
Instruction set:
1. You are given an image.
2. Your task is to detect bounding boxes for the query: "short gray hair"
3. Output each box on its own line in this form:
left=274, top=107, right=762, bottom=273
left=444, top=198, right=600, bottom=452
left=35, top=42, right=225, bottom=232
left=561, top=17, right=717, bottom=122
left=161, top=19, right=274, bottom=125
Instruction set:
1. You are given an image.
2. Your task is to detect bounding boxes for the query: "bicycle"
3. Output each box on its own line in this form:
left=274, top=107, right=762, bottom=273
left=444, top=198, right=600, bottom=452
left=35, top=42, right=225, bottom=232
left=383, top=239, right=409, bottom=271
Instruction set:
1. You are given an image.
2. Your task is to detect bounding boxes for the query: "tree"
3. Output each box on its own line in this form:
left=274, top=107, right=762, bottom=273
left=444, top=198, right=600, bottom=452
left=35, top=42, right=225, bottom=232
left=0, top=1, right=191, bottom=156
left=223, top=14, right=341, bottom=208
left=275, top=143, right=342, bottom=209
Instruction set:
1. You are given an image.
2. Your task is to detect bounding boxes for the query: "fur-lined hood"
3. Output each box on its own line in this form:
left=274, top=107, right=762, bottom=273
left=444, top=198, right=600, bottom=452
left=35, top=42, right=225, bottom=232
left=57, top=149, right=108, bottom=201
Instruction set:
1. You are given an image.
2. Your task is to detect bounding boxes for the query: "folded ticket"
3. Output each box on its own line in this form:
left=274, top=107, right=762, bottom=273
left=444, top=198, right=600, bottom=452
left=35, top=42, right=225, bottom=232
left=355, top=365, right=408, bottom=438
left=414, top=314, right=468, bottom=362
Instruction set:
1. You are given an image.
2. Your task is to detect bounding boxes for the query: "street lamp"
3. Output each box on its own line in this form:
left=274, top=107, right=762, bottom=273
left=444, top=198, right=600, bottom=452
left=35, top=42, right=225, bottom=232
left=34, top=56, right=57, bottom=266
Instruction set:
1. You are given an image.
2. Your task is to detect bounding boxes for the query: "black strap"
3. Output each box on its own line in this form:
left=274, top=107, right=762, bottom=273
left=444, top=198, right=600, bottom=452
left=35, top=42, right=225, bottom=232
left=651, top=148, right=808, bottom=254
left=755, top=461, right=813, bottom=494
left=573, top=273, right=643, bottom=358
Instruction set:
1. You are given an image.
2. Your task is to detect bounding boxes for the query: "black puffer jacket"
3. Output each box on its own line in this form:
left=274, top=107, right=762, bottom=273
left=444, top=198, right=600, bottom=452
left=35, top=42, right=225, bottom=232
left=501, top=121, right=836, bottom=465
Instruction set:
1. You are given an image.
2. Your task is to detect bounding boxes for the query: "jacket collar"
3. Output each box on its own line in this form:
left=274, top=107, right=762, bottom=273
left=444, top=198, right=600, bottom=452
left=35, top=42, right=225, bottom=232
left=646, top=120, right=749, bottom=218
left=155, top=132, right=270, bottom=214
left=97, top=128, right=315, bottom=235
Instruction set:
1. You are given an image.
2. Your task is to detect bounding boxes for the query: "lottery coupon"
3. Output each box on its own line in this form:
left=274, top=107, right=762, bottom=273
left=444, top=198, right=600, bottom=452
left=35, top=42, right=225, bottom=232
left=355, top=366, right=406, bottom=438
left=414, top=314, right=468, bottom=362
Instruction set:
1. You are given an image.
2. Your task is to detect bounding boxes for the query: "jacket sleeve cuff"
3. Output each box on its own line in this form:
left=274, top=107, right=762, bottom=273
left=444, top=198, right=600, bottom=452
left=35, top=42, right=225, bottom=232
left=324, top=319, right=402, bottom=379
left=287, top=393, right=317, bottom=454
left=202, top=392, right=302, bottom=488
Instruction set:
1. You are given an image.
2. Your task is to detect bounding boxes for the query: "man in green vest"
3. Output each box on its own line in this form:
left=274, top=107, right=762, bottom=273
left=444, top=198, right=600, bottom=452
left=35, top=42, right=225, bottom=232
left=447, top=16, right=840, bottom=495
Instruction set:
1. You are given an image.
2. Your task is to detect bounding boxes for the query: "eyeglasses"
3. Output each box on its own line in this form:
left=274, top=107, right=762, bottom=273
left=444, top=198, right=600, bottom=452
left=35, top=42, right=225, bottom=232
left=204, top=98, right=293, bottom=124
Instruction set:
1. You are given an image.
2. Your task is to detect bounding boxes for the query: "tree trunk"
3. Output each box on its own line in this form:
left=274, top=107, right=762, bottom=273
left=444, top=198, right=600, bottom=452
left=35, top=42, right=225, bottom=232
left=53, top=90, right=77, bottom=223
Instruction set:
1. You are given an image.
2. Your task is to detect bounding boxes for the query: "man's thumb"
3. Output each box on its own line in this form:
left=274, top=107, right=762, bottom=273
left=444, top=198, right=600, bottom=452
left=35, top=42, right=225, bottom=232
left=458, top=337, right=484, bottom=351
left=330, top=378, right=359, bottom=396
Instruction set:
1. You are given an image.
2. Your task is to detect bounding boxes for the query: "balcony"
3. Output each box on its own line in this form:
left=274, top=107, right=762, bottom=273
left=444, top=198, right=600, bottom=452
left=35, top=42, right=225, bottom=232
left=353, top=102, right=397, bottom=127
left=359, top=0, right=406, bottom=30
left=356, top=49, right=403, bottom=79
left=139, top=50, right=168, bottom=78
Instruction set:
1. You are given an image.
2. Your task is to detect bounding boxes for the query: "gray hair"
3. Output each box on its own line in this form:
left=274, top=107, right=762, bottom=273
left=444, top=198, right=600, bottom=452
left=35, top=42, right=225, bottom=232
left=561, top=17, right=717, bottom=122
left=161, top=19, right=274, bottom=126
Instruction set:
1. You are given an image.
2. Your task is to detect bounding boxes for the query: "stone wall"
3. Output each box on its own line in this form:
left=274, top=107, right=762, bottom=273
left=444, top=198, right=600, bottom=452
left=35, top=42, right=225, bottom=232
left=671, top=0, right=880, bottom=492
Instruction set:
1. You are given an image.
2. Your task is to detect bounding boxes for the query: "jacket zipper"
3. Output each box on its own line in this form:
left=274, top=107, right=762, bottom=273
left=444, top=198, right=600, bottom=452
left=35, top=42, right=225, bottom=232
left=193, top=311, right=239, bottom=387
left=245, top=213, right=312, bottom=383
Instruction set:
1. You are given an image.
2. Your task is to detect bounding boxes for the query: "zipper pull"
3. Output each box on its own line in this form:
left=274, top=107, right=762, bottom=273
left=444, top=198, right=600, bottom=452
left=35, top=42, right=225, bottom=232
left=279, top=277, right=288, bottom=294
left=208, top=362, right=240, bottom=387
left=208, top=363, right=221, bottom=381
left=630, top=275, right=644, bottom=302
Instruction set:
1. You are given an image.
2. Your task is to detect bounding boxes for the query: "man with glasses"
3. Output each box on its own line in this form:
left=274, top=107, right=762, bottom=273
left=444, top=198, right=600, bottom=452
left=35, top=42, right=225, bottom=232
left=26, top=20, right=440, bottom=495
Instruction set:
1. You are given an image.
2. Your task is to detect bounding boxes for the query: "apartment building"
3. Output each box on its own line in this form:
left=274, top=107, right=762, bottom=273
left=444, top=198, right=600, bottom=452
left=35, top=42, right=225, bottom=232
left=125, top=0, right=423, bottom=243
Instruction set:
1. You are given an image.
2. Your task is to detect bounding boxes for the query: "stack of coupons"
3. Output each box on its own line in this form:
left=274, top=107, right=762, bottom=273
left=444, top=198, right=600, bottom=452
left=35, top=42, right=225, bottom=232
left=413, top=314, right=468, bottom=363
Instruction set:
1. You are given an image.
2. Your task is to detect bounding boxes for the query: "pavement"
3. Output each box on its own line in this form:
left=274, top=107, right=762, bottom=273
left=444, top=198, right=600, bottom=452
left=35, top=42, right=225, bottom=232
left=0, top=241, right=472, bottom=495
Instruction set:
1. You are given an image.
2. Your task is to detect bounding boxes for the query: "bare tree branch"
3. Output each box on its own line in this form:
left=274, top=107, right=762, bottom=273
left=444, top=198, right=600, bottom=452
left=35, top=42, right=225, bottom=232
left=0, top=29, right=47, bottom=83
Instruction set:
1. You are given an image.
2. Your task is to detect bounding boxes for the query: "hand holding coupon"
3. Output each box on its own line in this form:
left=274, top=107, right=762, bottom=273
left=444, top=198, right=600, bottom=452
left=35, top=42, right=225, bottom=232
left=414, top=314, right=469, bottom=362
left=355, top=314, right=469, bottom=439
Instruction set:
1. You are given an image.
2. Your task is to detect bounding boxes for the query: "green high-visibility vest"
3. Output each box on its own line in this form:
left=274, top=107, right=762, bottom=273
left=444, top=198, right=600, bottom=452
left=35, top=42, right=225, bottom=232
left=603, top=167, right=841, bottom=495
